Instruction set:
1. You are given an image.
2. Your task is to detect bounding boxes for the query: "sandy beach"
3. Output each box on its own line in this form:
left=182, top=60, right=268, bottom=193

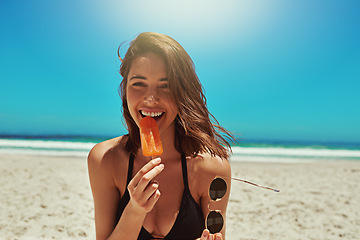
left=1, top=153, right=359, bottom=240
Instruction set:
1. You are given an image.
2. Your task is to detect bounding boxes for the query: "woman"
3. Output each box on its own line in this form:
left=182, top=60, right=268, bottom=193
left=88, top=32, right=235, bottom=240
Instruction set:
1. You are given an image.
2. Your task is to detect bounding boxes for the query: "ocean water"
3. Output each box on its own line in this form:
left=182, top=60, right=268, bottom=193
left=230, top=140, right=360, bottom=163
left=1, top=135, right=360, bottom=162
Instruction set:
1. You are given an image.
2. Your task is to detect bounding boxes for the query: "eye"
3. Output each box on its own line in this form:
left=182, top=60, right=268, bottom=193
left=159, top=83, right=169, bottom=89
left=132, top=82, right=146, bottom=87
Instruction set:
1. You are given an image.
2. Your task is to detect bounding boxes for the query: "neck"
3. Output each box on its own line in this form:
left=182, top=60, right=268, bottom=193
left=160, top=121, right=180, bottom=157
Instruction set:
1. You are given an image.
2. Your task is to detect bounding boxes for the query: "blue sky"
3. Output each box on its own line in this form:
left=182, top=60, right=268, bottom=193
left=1, top=0, right=359, bottom=142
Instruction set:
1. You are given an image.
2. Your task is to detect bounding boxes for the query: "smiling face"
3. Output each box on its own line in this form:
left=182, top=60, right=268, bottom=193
left=126, top=52, right=178, bottom=136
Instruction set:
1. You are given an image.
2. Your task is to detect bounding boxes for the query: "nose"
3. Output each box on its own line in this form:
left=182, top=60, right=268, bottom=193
left=144, top=88, right=159, bottom=105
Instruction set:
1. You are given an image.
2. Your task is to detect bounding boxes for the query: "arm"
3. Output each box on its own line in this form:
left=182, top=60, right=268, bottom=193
left=198, top=155, right=232, bottom=240
left=88, top=143, right=121, bottom=239
left=88, top=142, right=163, bottom=240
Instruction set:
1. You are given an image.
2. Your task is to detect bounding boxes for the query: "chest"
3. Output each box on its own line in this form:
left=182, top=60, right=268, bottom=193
left=137, top=160, right=185, bottom=237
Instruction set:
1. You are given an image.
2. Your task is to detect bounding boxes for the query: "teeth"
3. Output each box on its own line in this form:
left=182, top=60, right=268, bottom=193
left=141, top=110, right=164, bottom=117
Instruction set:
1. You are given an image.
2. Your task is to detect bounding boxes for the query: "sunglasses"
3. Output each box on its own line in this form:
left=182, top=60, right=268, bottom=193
left=205, top=177, right=279, bottom=234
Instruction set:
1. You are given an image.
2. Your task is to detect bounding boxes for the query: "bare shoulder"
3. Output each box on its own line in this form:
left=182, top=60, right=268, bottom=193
left=87, top=135, right=131, bottom=196
left=187, top=153, right=231, bottom=179
left=187, top=153, right=231, bottom=198
left=87, top=135, right=129, bottom=173
left=89, top=136, right=119, bottom=161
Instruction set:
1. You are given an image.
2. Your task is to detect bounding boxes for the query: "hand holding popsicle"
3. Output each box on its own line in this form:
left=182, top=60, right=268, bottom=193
left=126, top=117, right=164, bottom=214
left=127, top=157, right=164, bottom=213
left=140, top=116, right=163, bottom=157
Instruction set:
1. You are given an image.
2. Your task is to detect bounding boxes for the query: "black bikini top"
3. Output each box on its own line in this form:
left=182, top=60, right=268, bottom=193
left=116, top=153, right=205, bottom=240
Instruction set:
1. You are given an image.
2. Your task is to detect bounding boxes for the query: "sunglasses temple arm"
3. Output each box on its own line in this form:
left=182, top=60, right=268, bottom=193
left=228, top=177, right=280, bottom=192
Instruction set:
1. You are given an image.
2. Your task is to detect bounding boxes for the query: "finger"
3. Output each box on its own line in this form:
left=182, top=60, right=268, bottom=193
left=200, top=229, right=210, bottom=240
left=142, top=188, right=161, bottom=211
left=128, top=157, right=161, bottom=190
left=132, top=158, right=161, bottom=187
left=135, top=163, right=164, bottom=192
left=214, top=233, right=222, bottom=240
left=141, top=181, right=160, bottom=201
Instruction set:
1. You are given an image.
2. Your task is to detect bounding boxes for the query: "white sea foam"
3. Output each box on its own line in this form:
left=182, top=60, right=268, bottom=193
left=231, top=146, right=360, bottom=158
left=0, top=139, right=96, bottom=150
left=0, top=138, right=95, bottom=157
left=229, top=154, right=315, bottom=163
left=1, top=138, right=359, bottom=161
left=229, top=146, right=360, bottom=163
left=0, top=148, right=89, bottom=157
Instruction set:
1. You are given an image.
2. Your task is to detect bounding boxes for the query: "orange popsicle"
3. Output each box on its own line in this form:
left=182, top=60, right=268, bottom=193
left=140, top=116, right=163, bottom=156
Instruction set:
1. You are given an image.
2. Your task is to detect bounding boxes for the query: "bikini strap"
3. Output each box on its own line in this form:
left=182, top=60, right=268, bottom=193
left=126, top=153, right=135, bottom=185
left=180, top=152, right=190, bottom=191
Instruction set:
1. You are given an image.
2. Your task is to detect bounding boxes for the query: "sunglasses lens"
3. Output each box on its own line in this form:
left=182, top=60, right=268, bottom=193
left=209, top=178, right=227, bottom=201
left=206, top=211, right=224, bottom=234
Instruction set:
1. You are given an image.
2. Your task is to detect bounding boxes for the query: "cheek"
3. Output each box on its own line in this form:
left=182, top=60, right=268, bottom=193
left=168, top=100, right=179, bottom=118
left=126, top=87, right=139, bottom=105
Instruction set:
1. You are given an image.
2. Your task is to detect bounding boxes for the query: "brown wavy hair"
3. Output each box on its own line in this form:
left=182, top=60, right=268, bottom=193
left=118, top=32, right=235, bottom=159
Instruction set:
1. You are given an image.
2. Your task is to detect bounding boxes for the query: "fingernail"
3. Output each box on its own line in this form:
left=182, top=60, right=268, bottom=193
left=202, top=230, right=209, bottom=237
left=215, top=235, right=221, bottom=240
left=158, top=164, right=164, bottom=170
left=156, top=190, right=161, bottom=199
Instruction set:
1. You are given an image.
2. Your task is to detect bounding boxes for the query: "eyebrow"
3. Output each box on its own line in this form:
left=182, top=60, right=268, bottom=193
left=129, top=75, right=168, bottom=82
left=129, top=75, right=146, bottom=81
